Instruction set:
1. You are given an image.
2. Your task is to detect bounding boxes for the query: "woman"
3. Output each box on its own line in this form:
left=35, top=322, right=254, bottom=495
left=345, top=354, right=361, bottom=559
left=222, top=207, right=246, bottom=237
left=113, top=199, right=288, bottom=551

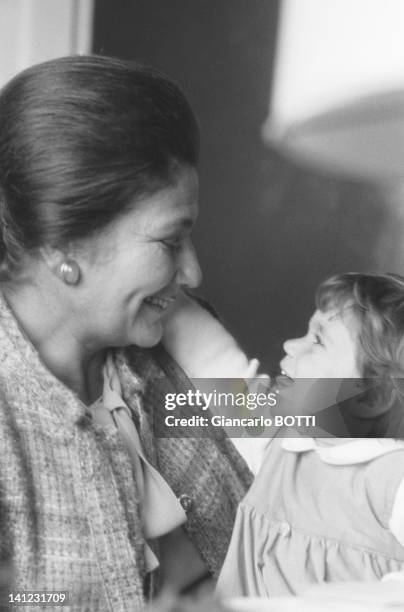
left=0, top=55, right=252, bottom=610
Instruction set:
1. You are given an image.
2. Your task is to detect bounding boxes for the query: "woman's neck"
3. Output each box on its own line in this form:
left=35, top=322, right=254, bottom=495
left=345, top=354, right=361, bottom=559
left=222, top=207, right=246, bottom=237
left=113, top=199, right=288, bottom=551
left=2, top=281, right=105, bottom=405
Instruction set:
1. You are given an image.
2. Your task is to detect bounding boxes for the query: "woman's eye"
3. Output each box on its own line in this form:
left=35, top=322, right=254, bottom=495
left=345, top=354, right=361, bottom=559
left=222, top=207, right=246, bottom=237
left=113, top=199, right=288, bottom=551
left=161, top=239, right=182, bottom=253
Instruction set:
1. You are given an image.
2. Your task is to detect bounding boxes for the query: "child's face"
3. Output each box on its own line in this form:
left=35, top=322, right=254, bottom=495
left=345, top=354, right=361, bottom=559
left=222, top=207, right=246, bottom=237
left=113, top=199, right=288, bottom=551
left=280, top=308, right=360, bottom=379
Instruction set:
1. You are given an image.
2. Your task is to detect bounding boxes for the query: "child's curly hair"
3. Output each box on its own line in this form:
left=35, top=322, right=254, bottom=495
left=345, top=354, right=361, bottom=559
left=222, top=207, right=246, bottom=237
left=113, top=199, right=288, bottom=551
left=315, top=273, right=404, bottom=424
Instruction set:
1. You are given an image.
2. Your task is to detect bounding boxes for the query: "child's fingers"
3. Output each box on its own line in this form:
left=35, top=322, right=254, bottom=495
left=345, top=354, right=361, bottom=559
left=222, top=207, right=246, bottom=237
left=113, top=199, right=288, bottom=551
left=244, top=359, right=272, bottom=392
left=245, top=358, right=260, bottom=378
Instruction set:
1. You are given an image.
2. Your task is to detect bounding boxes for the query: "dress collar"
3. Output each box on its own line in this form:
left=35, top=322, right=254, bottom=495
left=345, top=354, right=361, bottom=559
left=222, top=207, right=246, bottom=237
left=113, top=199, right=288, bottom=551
left=281, top=437, right=404, bottom=465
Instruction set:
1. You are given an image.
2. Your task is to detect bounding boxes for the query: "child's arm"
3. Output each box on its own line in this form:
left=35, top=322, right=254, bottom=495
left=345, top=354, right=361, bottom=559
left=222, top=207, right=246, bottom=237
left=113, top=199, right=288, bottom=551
left=162, top=291, right=271, bottom=474
left=163, top=291, right=260, bottom=379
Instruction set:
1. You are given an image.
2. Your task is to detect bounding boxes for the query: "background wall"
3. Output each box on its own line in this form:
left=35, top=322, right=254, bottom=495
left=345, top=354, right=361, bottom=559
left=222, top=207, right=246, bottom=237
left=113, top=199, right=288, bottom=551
left=93, top=0, right=402, bottom=372
left=0, top=0, right=94, bottom=87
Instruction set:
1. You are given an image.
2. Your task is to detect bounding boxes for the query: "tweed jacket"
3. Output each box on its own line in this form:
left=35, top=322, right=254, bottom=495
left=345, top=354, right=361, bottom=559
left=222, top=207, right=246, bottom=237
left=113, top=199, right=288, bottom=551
left=0, top=294, right=252, bottom=611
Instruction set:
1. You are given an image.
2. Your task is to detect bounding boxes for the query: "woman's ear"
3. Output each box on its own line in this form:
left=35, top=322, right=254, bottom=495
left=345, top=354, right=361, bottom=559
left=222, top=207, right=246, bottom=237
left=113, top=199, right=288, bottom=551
left=39, top=247, right=81, bottom=286
left=39, top=246, right=64, bottom=274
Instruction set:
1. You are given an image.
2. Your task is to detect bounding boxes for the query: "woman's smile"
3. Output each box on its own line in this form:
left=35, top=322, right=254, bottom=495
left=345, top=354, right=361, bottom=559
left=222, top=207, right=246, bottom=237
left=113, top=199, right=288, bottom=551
left=143, top=293, right=178, bottom=313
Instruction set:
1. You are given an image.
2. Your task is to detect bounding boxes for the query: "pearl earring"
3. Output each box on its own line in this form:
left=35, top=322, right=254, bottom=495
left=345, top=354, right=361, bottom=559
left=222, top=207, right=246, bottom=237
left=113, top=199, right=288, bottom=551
left=60, top=260, right=80, bottom=285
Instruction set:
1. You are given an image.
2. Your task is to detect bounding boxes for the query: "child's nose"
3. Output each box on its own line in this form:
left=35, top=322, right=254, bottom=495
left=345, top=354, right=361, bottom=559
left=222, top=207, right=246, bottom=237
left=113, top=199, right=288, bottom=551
left=283, top=338, right=300, bottom=357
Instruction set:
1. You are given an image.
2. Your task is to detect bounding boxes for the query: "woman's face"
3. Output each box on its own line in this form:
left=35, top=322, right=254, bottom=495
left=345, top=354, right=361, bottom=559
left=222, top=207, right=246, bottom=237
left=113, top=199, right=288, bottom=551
left=72, top=165, right=201, bottom=349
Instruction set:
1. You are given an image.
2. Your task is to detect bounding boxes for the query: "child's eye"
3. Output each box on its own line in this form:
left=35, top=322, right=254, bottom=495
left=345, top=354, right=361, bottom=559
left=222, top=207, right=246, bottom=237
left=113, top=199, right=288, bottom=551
left=313, top=334, right=324, bottom=347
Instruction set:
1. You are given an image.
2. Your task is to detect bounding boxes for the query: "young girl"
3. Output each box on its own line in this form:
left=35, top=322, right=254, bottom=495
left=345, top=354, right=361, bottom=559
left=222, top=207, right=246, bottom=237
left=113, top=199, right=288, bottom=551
left=215, top=272, right=404, bottom=597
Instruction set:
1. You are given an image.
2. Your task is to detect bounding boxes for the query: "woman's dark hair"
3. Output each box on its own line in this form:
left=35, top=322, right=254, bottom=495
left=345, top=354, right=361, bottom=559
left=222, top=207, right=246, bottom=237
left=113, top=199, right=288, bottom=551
left=0, top=55, right=199, bottom=277
left=316, top=272, right=404, bottom=426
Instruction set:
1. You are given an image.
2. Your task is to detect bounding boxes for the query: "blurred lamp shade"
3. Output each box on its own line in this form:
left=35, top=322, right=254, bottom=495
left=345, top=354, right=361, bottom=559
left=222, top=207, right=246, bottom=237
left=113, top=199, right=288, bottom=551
left=263, top=0, right=404, bottom=182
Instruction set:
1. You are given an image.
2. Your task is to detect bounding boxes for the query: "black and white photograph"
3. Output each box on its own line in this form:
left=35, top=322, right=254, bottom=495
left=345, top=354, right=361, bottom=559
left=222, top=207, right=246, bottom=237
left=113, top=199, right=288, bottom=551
left=0, top=1, right=404, bottom=610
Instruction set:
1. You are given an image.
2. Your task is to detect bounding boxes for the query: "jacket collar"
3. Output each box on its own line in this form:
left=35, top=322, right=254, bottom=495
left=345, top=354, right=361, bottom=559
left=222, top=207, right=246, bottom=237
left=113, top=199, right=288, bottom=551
left=0, top=292, right=144, bottom=432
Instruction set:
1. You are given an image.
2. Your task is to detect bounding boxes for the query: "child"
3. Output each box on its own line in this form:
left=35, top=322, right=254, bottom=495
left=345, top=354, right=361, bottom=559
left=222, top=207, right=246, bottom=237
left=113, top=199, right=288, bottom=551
left=216, top=272, right=404, bottom=598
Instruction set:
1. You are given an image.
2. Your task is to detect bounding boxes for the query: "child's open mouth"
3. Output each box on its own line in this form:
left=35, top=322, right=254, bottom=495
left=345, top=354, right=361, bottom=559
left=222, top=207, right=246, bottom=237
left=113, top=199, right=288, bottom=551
left=273, top=370, right=295, bottom=393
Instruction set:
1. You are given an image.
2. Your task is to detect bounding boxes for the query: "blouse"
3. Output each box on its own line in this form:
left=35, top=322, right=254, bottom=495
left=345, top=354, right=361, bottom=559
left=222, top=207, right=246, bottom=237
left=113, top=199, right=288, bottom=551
left=88, top=353, right=208, bottom=590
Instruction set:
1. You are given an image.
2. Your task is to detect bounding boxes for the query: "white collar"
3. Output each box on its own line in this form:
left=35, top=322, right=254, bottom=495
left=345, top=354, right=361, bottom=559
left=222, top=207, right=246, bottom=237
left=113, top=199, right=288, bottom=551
left=281, top=437, right=404, bottom=465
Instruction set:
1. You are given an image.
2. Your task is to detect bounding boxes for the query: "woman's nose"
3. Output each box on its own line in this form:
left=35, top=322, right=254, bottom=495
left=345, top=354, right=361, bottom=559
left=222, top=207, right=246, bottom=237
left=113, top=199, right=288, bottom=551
left=176, top=240, right=202, bottom=288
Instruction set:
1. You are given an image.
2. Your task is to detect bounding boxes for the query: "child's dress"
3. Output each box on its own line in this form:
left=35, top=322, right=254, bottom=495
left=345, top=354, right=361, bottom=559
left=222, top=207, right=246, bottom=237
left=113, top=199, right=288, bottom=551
left=217, top=437, right=404, bottom=598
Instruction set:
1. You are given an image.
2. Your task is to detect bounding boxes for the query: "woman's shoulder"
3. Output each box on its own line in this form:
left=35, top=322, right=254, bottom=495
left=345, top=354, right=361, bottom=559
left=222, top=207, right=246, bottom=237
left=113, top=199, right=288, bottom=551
left=122, top=342, right=191, bottom=392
